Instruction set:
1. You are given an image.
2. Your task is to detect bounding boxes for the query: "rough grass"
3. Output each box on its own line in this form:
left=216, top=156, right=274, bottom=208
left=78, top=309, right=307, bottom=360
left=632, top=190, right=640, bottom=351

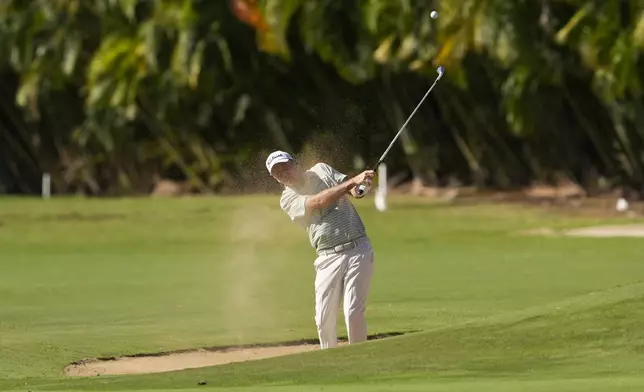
left=1, top=195, right=643, bottom=391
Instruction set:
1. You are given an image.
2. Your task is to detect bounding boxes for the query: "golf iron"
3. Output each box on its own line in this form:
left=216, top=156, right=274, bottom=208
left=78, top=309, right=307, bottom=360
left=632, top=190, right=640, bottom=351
left=356, top=65, right=445, bottom=197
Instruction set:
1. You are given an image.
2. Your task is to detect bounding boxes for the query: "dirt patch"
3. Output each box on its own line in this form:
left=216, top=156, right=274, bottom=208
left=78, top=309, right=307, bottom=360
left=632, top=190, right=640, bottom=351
left=64, top=332, right=407, bottom=377
left=519, top=227, right=559, bottom=236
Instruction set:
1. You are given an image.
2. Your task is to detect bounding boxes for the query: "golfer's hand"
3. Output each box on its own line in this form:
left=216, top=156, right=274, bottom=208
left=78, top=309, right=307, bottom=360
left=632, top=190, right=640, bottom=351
left=352, top=170, right=375, bottom=186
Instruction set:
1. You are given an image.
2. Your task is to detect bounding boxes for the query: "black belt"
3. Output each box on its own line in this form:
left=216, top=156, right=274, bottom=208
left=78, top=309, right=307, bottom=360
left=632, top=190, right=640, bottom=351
left=317, top=236, right=367, bottom=256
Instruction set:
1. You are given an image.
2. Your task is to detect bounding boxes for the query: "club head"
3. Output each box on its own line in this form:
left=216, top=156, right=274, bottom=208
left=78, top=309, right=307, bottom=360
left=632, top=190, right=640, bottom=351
left=437, top=66, right=445, bottom=76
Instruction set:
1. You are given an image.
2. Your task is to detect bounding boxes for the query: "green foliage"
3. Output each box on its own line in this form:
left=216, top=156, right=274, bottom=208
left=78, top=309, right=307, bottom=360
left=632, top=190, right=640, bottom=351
left=1, top=0, right=644, bottom=195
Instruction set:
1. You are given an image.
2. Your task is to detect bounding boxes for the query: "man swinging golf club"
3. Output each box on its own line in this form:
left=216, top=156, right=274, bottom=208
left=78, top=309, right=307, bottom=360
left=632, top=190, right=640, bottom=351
left=266, top=151, right=375, bottom=349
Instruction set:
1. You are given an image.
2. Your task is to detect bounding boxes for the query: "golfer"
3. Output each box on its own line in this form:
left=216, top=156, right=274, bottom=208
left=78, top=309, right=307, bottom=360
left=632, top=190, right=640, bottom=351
left=266, top=150, right=375, bottom=349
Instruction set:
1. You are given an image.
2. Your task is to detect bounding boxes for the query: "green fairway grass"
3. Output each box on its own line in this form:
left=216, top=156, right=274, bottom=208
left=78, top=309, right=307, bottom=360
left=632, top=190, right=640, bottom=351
left=1, top=195, right=643, bottom=391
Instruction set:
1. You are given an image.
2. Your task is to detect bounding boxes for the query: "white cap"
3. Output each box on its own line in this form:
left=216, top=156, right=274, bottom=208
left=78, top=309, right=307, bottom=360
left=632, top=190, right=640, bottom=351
left=266, top=150, right=294, bottom=174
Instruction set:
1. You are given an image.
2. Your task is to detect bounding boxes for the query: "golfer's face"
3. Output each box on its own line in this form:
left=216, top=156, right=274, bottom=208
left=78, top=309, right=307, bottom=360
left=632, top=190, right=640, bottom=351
left=271, top=161, right=299, bottom=186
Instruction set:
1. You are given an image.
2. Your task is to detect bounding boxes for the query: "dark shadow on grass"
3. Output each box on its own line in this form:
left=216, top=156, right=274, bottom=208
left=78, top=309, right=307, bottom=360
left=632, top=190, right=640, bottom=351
left=0, top=212, right=127, bottom=222
left=69, top=330, right=418, bottom=365
left=385, top=201, right=448, bottom=211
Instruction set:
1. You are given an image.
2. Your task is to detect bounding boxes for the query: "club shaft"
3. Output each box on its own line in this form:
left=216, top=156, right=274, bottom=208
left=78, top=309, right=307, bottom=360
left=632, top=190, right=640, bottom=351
left=372, top=72, right=443, bottom=170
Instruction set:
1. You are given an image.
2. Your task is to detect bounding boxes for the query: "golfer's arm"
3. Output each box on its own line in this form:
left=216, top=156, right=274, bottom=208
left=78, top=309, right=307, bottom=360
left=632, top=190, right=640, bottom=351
left=306, top=180, right=356, bottom=212
left=340, top=175, right=359, bottom=198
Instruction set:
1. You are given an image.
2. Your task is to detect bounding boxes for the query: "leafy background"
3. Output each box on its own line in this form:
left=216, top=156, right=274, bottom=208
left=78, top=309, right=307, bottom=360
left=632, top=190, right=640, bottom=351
left=1, top=0, right=643, bottom=197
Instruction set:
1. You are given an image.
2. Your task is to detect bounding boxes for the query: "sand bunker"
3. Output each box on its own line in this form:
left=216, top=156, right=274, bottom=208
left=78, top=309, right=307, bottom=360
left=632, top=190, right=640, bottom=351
left=65, top=344, right=322, bottom=377
left=563, top=224, right=644, bottom=237
left=520, top=224, right=644, bottom=238
left=64, top=333, right=405, bottom=377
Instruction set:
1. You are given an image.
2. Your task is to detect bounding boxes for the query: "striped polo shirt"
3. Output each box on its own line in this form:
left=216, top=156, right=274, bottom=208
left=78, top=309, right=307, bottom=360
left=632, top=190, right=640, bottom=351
left=280, top=163, right=367, bottom=252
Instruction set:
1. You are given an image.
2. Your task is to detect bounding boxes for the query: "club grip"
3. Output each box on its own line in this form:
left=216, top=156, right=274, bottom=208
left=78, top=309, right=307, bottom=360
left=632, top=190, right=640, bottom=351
left=355, top=183, right=371, bottom=198
left=356, top=162, right=378, bottom=198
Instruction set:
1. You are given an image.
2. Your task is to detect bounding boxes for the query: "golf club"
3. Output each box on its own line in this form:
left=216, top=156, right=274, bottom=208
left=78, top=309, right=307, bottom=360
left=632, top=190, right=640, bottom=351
left=356, top=65, right=445, bottom=197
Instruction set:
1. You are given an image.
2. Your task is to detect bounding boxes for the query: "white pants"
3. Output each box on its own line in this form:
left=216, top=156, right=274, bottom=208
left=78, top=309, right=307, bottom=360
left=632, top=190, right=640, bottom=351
left=313, top=237, right=374, bottom=349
